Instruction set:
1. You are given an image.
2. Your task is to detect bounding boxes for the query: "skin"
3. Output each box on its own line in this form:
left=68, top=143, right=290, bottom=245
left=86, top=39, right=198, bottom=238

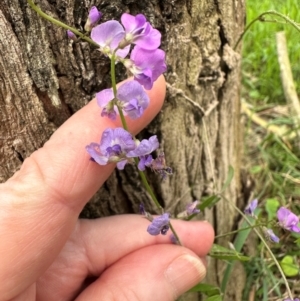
left=0, top=76, right=214, bottom=301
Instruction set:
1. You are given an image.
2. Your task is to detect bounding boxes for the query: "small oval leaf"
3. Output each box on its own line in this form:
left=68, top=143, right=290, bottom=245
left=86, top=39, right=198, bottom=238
left=280, top=255, right=299, bottom=277
left=209, top=244, right=250, bottom=261
left=189, top=283, right=220, bottom=296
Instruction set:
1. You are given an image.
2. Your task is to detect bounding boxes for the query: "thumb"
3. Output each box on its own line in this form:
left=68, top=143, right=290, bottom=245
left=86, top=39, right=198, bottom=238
left=75, top=244, right=206, bottom=301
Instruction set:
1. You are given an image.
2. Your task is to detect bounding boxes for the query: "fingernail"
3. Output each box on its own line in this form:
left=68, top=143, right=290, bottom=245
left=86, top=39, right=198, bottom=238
left=165, top=254, right=206, bottom=296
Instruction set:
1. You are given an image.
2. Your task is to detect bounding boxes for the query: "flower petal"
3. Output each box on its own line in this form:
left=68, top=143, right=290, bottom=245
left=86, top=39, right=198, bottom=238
left=91, top=21, right=125, bottom=47
left=86, top=143, right=108, bottom=165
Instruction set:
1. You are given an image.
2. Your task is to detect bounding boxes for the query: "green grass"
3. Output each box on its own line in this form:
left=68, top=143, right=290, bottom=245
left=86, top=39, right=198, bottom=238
left=242, top=0, right=300, bottom=105
left=240, top=1, right=300, bottom=300
left=242, top=0, right=300, bottom=201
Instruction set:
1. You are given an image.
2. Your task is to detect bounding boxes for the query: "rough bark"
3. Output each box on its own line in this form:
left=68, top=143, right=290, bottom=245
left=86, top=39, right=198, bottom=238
left=0, top=0, right=246, bottom=300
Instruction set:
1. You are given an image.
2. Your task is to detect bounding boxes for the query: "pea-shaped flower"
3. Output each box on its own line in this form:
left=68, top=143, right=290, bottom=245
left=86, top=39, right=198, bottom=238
left=147, top=213, right=170, bottom=236
left=124, top=46, right=167, bottom=90
left=96, top=81, right=150, bottom=120
left=120, top=13, right=161, bottom=50
left=127, top=135, right=159, bottom=171
left=86, top=128, right=136, bottom=169
left=244, top=199, right=258, bottom=217
left=263, top=227, right=280, bottom=243
left=277, top=207, right=300, bottom=233
left=91, top=21, right=130, bottom=58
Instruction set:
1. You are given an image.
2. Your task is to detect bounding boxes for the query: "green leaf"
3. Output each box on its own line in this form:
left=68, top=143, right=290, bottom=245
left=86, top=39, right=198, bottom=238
left=249, top=165, right=262, bottom=174
left=220, top=165, right=234, bottom=193
left=209, top=244, right=250, bottom=261
left=199, top=195, right=221, bottom=211
left=265, top=198, right=279, bottom=220
left=221, top=216, right=254, bottom=292
left=188, top=283, right=220, bottom=296
left=204, top=295, right=222, bottom=301
left=280, top=255, right=299, bottom=277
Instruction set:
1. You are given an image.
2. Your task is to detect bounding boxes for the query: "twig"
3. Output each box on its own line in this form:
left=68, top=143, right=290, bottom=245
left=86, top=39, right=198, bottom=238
left=276, top=31, right=300, bottom=132
left=281, top=173, right=300, bottom=185
left=166, top=83, right=219, bottom=118
left=166, top=83, right=205, bottom=115
left=241, top=101, right=295, bottom=141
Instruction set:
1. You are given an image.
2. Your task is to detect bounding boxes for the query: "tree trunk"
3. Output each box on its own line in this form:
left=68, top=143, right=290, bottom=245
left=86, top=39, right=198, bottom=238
left=0, top=0, right=246, bottom=300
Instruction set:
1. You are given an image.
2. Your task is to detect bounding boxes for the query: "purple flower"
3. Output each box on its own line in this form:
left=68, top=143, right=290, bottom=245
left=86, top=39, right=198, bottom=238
left=127, top=135, right=159, bottom=157
left=244, top=199, right=258, bottom=216
left=67, top=30, right=76, bottom=40
left=140, top=203, right=147, bottom=215
left=284, top=298, right=300, bottom=301
left=136, top=155, right=153, bottom=171
left=116, top=81, right=150, bottom=119
left=147, top=213, right=170, bottom=235
left=149, top=152, right=172, bottom=179
left=139, top=203, right=152, bottom=220
left=120, top=13, right=161, bottom=50
left=126, top=136, right=159, bottom=171
left=86, top=128, right=136, bottom=169
left=170, top=234, right=178, bottom=244
left=186, top=201, right=200, bottom=215
left=91, top=21, right=130, bottom=58
left=96, top=81, right=150, bottom=120
left=126, top=135, right=159, bottom=170
left=84, top=6, right=102, bottom=31
left=263, top=227, right=280, bottom=243
left=277, top=207, right=300, bottom=233
left=124, top=46, right=167, bottom=89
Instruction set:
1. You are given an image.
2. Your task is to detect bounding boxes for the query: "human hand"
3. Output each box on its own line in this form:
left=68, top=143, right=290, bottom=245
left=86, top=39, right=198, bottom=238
left=0, top=76, right=214, bottom=301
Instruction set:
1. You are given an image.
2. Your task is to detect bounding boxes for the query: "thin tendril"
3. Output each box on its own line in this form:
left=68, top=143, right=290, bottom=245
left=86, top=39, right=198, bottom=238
left=234, top=10, right=300, bottom=50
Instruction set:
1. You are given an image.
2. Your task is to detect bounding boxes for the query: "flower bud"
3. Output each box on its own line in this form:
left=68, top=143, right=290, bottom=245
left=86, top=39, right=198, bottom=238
left=263, top=227, right=279, bottom=243
left=84, top=6, right=102, bottom=32
left=67, top=30, right=77, bottom=40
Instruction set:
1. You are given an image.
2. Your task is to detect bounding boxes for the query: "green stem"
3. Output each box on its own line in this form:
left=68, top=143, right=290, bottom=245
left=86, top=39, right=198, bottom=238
left=234, top=10, right=300, bottom=50
left=136, top=166, right=163, bottom=210
left=27, top=0, right=99, bottom=47
left=221, top=194, right=293, bottom=300
left=215, top=223, right=263, bottom=239
left=169, top=222, right=183, bottom=246
left=109, top=54, right=182, bottom=245
left=110, top=54, right=129, bottom=131
left=110, top=54, right=118, bottom=97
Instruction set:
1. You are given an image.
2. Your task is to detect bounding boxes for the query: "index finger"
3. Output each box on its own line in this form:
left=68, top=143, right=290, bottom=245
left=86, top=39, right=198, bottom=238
left=0, top=76, right=166, bottom=300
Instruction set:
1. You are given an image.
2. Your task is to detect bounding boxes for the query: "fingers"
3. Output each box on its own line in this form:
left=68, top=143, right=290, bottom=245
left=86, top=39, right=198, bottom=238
left=8, top=75, right=166, bottom=210
left=35, top=216, right=214, bottom=301
left=79, top=215, right=214, bottom=276
left=0, top=76, right=165, bottom=300
left=75, top=215, right=213, bottom=301
left=75, top=244, right=206, bottom=301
